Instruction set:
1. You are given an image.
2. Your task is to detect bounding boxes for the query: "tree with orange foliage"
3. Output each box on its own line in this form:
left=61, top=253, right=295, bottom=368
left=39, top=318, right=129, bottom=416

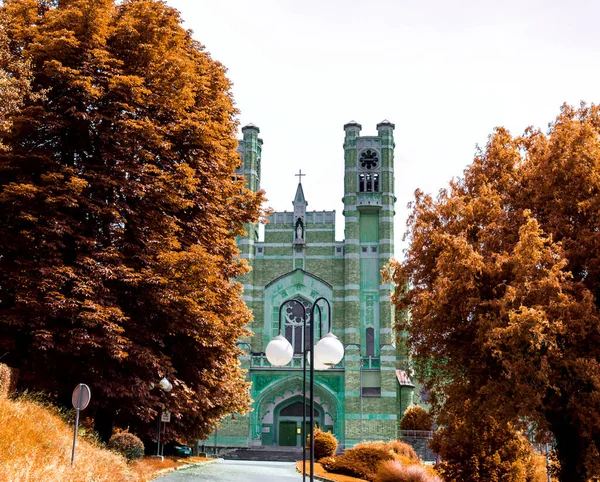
left=388, top=104, right=600, bottom=481
left=0, top=7, right=33, bottom=151
left=0, top=0, right=265, bottom=442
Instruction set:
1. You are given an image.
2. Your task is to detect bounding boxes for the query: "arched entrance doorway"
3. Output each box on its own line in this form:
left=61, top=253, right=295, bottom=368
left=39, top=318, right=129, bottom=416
left=251, top=375, right=342, bottom=447
left=274, top=396, right=324, bottom=447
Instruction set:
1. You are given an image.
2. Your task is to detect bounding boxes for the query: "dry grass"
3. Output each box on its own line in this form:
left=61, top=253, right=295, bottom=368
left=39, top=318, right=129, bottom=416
left=0, top=394, right=131, bottom=482
left=0, top=394, right=212, bottom=482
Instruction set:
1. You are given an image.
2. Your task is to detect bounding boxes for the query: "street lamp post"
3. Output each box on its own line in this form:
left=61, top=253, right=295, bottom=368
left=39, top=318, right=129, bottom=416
left=156, top=377, right=172, bottom=458
left=265, top=297, right=344, bottom=482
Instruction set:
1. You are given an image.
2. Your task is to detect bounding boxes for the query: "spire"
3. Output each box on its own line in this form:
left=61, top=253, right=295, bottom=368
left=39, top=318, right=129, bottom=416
left=294, top=170, right=307, bottom=205
left=293, top=171, right=307, bottom=246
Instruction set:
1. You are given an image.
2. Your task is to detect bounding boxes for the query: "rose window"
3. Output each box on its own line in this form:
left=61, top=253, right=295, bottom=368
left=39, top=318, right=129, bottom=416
left=359, top=149, right=379, bottom=170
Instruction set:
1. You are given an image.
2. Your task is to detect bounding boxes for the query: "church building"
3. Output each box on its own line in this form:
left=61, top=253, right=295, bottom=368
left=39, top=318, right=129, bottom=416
left=208, top=120, right=415, bottom=449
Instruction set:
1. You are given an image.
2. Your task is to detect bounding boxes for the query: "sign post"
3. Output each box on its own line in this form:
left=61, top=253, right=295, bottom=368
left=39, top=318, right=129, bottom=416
left=156, top=410, right=170, bottom=457
left=71, top=383, right=91, bottom=466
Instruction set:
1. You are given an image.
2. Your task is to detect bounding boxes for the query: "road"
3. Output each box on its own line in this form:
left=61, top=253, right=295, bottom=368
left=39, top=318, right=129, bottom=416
left=155, top=459, right=303, bottom=482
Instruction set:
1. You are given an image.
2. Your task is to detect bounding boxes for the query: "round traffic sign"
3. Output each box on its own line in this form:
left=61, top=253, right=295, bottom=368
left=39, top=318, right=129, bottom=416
left=72, top=383, right=91, bottom=411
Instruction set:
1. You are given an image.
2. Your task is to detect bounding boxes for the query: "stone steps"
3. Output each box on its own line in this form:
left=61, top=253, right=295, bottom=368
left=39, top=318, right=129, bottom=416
left=223, top=446, right=304, bottom=462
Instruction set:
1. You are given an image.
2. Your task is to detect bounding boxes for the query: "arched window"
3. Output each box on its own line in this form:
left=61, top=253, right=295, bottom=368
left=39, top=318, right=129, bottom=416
left=358, top=149, right=380, bottom=193
left=283, top=298, right=312, bottom=354
left=280, top=402, right=319, bottom=417
left=358, top=173, right=380, bottom=193
left=366, top=327, right=375, bottom=358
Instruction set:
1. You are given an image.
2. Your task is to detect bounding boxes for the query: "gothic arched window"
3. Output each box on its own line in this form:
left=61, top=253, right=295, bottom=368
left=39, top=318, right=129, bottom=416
left=359, top=173, right=380, bottom=193
left=280, top=402, right=319, bottom=417
left=366, top=327, right=375, bottom=358
left=284, top=298, right=312, bottom=354
left=358, top=149, right=381, bottom=193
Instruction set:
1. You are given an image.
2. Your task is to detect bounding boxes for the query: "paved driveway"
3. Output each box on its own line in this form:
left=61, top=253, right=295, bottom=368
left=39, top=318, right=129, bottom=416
left=155, top=460, right=302, bottom=482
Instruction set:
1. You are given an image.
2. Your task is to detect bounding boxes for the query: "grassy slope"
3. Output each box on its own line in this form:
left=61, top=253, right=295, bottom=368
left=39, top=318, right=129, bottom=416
left=0, top=395, right=132, bottom=482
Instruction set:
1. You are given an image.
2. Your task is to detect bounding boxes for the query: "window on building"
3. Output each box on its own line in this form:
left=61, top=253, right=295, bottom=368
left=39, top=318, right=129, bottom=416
left=362, top=387, right=382, bottom=397
left=366, top=327, right=375, bottom=358
left=359, top=149, right=379, bottom=170
left=283, top=298, right=311, bottom=354
left=358, top=149, right=380, bottom=193
left=358, top=173, right=380, bottom=193
left=361, top=368, right=381, bottom=398
left=280, top=402, right=319, bottom=417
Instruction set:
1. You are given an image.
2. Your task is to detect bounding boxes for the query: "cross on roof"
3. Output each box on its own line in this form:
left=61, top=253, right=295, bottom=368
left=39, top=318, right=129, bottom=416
left=295, top=170, right=306, bottom=183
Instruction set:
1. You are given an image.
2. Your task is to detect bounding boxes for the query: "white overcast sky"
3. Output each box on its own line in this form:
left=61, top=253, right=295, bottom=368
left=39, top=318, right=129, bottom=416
left=168, top=0, right=600, bottom=258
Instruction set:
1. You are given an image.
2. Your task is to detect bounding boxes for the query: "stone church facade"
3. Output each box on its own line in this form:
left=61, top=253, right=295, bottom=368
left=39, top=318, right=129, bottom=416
left=206, top=121, right=415, bottom=449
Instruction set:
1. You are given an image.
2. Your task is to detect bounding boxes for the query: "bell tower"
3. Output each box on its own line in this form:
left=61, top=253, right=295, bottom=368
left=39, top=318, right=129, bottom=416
left=342, top=120, right=395, bottom=357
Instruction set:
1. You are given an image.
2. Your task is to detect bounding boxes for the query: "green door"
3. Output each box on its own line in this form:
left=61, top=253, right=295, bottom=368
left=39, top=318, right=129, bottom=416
left=279, top=421, right=297, bottom=446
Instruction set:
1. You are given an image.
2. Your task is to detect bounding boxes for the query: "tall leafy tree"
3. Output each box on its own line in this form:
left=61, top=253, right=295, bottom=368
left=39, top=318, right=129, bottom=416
left=0, top=0, right=265, bottom=442
left=389, top=104, right=600, bottom=481
left=0, top=6, right=34, bottom=151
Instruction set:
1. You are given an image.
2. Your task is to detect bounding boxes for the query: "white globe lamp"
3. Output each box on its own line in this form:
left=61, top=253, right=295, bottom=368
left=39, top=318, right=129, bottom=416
left=159, top=378, right=173, bottom=392
left=314, top=332, right=344, bottom=367
left=265, top=335, right=294, bottom=366
left=306, top=350, right=329, bottom=371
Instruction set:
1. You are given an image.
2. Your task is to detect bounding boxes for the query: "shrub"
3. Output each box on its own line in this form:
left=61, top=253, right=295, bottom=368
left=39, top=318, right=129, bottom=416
left=0, top=364, right=19, bottom=399
left=307, top=428, right=338, bottom=460
left=431, top=409, right=547, bottom=482
left=319, top=456, right=336, bottom=471
left=387, top=440, right=419, bottom=461
left=376, top=460, right=443, bottom=482
left=348, top=443, right=397, bottom=476
left=320, top=452, right=372, bottom=480
left=322, top=442, right=396, bottom=481
left=108, top=431, right=145, bottom=462
left=400, top=405, right=433, bottom=432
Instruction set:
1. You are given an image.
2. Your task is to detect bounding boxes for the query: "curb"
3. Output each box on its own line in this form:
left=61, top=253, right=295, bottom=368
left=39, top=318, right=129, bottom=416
left=151, top=457, right=221, bottom=479
left=295, top=465, right=340, bottom=482
left=176, top=457, right=221, bottom=471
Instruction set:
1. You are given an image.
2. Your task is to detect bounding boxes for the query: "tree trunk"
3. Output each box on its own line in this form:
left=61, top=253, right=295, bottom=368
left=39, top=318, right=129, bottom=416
left=552, top=421, right=587, bottom=482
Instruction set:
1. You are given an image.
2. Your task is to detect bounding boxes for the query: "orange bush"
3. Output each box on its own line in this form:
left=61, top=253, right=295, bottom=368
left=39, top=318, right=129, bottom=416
left=320, top=453, right=374, bottom=481
left=375, top=460, right=443, bottom=482
left=400, top=405, right=433, bottom=432
left=0, top=363, right=19, bottom=399
left=307, top=428, right=338, bottom=460
left=108, top=430, right=145, bottom=461
left=387, top=440, right=419, bottom=461
left=321, top=442, right=396, bottom=481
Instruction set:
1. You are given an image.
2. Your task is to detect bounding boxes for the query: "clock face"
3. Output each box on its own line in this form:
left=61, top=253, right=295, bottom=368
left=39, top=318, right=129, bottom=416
left=360, top=149, right=379, bottom=170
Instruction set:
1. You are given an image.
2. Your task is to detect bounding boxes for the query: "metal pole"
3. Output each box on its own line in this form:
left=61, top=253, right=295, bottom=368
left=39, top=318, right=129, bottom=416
left=302, top=347, right=307, bottom=482
left=71, top=408, right=80, bottom=466
left=309, top=305, right=315, bottom=482
left=279, top=299, right=308, bottom=479
left=359, top=355, right=363, bottom=443
left=308, top=297, right=330, bottom=482
left=546, top=444, right=551, bottom=482
left=156, top=411, right=162, bottom=457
